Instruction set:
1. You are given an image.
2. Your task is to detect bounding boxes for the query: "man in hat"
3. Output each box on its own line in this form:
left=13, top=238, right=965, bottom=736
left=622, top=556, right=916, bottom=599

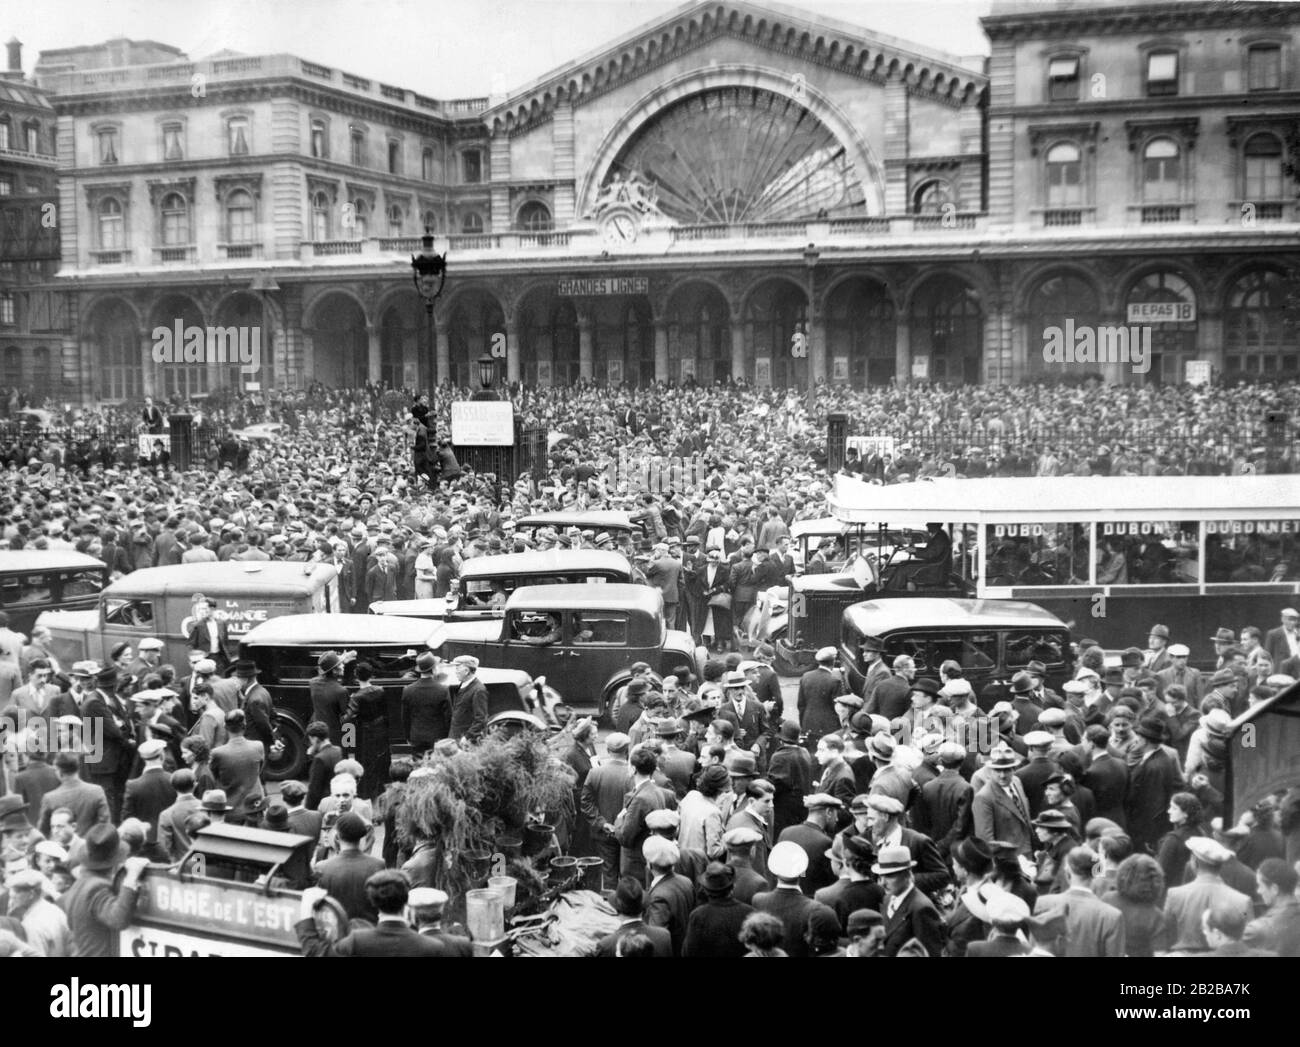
left=865, top=654, right=915, bottom=721
left=777, top=793, right=840, bottom=896
left=129, top=687, right=185, bottom=771
left=581, top=732, right=632, bottom=885
left=720, top=826, right=768, bottom=904
left=766, top=720, right=814, bottom=837
left=232, top=659, right=277, bottom=755
left=815, top=832, right=883, bottom=927
left=1016, top=730, right=1058, bottom=817
left=60, top=824, right=150, bottom=957
left=1125, top=714, right=1185, bottom=854
left=407, top=887, right=473, bottom=955
left=876, top=844, right=945, bottom=957
left=125, top=636, right=165, bottom=685
left=812, top=734, right=856, bottom=811
left=1009, top=671, right=1042, bottom=735
left=313, top=812, right=386, bottom=923
left=597, top=877, right=672, bottom=958
left=400, top=653, right=449, bottom=759
left=643, top=834, right=693, bottom=957
left=645, top=808, right=706, bottom=885
left=297, top=871, right=446, bottom=957
left=831, top=691, right=864, bottom=741
left=614, top=747, right=665, bottom=880
left=797, top=646, right=845, bottom=748
left=37, top=753, right=109, bottom=839
left=121, top=739, right=176, bottom=859
left=717, top=669, right=769, bottom=758
left=857, top=635, right=890, bottom=706
left=5, top=866, right=68, bottom=956
left=310, top=651, right=352, bottom=748
left=915, top=742, right=973, bottom=859
left=866, top=791, right=949, bottom=896
left=966, top=890, right=1035, bottom=957
left=753, top=839, right=839, bottom=958
left=973, top=743, right=1034, bottom=854
left=655, top=719, right=696, bottom=799
left=893, top=677, right=943, bottom=746
left=1264, top=607, right=1300, bottom=668
left=210, top=709, right=265, bottom=826
left=616, top=677, right=651, bottom=734
left=1162, top=836, right=1252, bottom=952
left=80, top=663, right=134, bottom=822
left=187, top=595, right=233, bottom=673
left=682, top=862, right=754, bottom=959
left=156, top=768, right=203, bottom=862
left=1144, top=624, right=1172, bottom=673
left=449, top=655, right=489, bottom=744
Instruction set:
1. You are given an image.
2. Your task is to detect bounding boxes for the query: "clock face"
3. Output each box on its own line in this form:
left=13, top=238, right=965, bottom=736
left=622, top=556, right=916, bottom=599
left=602, top=211, right=639, bottom=245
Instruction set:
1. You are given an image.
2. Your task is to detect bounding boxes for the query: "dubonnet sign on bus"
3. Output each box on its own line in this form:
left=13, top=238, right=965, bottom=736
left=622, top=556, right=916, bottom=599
left=451, top=401, right=515, bottom=446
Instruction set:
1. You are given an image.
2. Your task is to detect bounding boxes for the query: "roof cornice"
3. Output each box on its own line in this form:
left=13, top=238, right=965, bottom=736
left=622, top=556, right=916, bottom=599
left=982, top=1, right=1300, bottom=42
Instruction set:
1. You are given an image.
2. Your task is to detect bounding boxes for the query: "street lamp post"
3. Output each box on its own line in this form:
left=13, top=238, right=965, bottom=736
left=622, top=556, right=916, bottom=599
left=803, top=243, right=820, bottom=416
left=410, top=227, right=448, bottom=429
left=473, top=353, right=498, bottom=399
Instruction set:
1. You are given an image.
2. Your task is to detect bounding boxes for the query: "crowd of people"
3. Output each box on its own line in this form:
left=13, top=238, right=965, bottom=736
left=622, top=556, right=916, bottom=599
left=0, top=375, right=1297, bottom=958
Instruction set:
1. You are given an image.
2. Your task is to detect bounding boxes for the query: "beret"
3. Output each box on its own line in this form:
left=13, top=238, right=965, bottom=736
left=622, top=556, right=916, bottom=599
left=866, top=794, right=904, bottom=815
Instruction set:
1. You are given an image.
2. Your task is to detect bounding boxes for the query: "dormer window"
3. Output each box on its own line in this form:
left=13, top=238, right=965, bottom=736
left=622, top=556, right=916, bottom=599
left=1048, top=56, right=1080, bottom=102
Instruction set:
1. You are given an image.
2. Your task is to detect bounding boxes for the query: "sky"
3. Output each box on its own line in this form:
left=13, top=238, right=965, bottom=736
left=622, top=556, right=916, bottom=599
left=12, top=0, right=995, bottom=98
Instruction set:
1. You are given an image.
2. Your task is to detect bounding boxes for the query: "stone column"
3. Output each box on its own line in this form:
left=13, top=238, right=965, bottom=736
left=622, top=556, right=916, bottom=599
left=894, top=323, right=910, bottom=386
left=505, top=318, right=520, bottom=384
left=140, top=334, right=157, bottom=398
left=301, top=327, right=315, bottom=388
left=730, top=318, right=746, bottom=382
left=366, top=324, right=382, bottom=383
left=578, top=310, right=593, bottom=380
left=810, top=316, right=828, bottom=384
left=654, top=320, right=668, bottom=383
left=1198, top=310, right=1224, bottom=374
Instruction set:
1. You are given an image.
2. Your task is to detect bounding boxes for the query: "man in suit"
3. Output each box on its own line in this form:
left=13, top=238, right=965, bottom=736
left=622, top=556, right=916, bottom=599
left=1033, top=846, right=1125, bottom=956
left=232, top=660, right=277, bottom=754
left=597, top=877, right=672, bottom=957
left=1144, top=624, right=1173, bottom=674
left=858, top=637, right=891, bottom=706
left=1125, top=715, right=1185, bottom=854
left=280, top=780, right=323, bottom=844
left=745, top=648, right=785, bottom=723
left=655, top=720, right=696, bottom=800
left=581, top=733, right=632, bottom=885
left=152, top=516, right=183, bottom=568
left=972, top=743, right=1034, bottom=854
left=312, top=813, right=387, bottom=922
left=915, top=742, right=973, bottom=859
left=60, top=825, right=151, bottom=958
left=777, top=793, right=841, bottom=896
left=79, top=664, right=134, bottom=822
left=864, top=655, right=915, bottom=720
left=680, top=536, right=708, bottom=639
left=1163, top=836, right=1253, bottom=952
left=141, top=396, right=164, bottom=433
left=37, top=752, right=110, bottom=837
left=1264, top=607, right=1300, bottom=668
left=401, top=653, right=450, bottom=757
left=449, top=655, right=488, bottom=744
left=721, top=826, right=769, bottom=904
left=614, top=747, right=664, bottom=880
left=13, top=751, right=59, bottom=827
left=186, top=597, right=233, bottom=674
left=304, top=722, right=342, bottom=812
left=682, top=862, right=755, bottom=958
left=797, top=647, right=845, bottom=747
left=717, top=671, right=770, bottom=757
left=310, top=652, right=351, bottom=748
left=121, top=739, right=177, bottom=857
left=646, top=544, right=682, bottom=629
left=966, top=890, right=1035, bottom=957
left=864, top=792, right=950, bottom=898
left=296, top=871, right=445, bottom=957
left=767, top=720, right=814, bottom=837
left=209, top=709, right=265, bottom=825
left=1079, top=724, right=1127, bottom=824
left=753, top=840, right=837, bottom=958
left=1156, top=643, right=1203, bottom=708
left=156, top=768, right=204, bottom=861
left=1015, top=730, right=1059, bottom=817
left=875, top=845, right=946, bottom=957
left=642, top=836, right=694, bottom=957
left=812, top=734, right=857, bottom=811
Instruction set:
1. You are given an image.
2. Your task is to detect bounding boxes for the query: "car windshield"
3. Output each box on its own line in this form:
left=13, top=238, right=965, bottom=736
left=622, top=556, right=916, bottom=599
left=103, top=598, right=154, bottom=626
left=1004, top=631, right=1066, bottom=667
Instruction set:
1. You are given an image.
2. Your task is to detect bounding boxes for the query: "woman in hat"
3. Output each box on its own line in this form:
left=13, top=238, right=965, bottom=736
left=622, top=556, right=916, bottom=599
left=1031, top=809, right=1079, bottom=895
left=343, top=663, right=390, bottom=801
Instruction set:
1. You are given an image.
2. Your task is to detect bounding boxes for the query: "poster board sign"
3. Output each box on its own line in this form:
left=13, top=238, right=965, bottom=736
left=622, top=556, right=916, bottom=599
left=1184, top=359, right=1211, bottom=386
left=1127, top=301, right=1196, bottom=323
left=679, top=357, right=696, bottom=382
left=832, top=356, right=849, bottom=381
left=846, top=435, right=896, bottom=460
left=536, top=360, right=553, bottom=386
left=754, top=358, right=771, bottom=387
left=131, top=873, right=301, bottom=949
left=451, top=401, right=515, bottom=445
left=607, top=358, right=623, bottom=384
left=122, top=924, right=295, bottom=958
left=138, top=433, right=170, bottom=459
left=911, top=355, right=930, bottom=380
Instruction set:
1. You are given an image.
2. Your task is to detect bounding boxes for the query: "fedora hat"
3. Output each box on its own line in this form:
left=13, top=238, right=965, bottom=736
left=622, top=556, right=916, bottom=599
left=909, top=678, right=941, bottom=698
left=232, top=659, right=258, bottom=678
left=82, top=823, right=126, bottom=873
left=1010, top=672, right=1035, bottom=695
left=777, top=720, right=801, bottom=744
left=986, top=744, right=1021, bottom=770
left=317, top=651, right=342, bottom=674
left=728, top=753, right=759, bottom=778
left=859, top=636, right=885, bottom=653
left=698, top=862, right=736, bottom=896
left=655, top=718, right=684, bottom=738
left=1032, top=809, right=1074, bottom=831
left=871, top=845, right=917, bottom=876
left=200, top=789, right=233, bottom=813
left=1134, top=715, right=1166, bottom=743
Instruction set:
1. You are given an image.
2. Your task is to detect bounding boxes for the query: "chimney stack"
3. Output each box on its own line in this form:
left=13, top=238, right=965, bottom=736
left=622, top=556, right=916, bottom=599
left=6, top=39, right=20, bottom=75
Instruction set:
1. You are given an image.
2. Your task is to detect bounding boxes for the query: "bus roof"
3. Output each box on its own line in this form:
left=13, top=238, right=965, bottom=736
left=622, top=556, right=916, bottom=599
left=505, top=583, right=663, bottom=614
left=460, top=548, right=633, bottom=579
left=830, top=474, right=1300, bottom=523
left=515, top=511, right=636, bottom=533
left=0, top=550, right=106, bottom=572
left=844, top=597, right=1067, bottom=634
left=240, top=612, right=433, bottom=647
left=102, top=562, right=338, bottom=599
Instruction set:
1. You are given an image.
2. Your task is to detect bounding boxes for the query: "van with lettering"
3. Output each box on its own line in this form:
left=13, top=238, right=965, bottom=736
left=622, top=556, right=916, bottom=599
left=38, top=562, right=340, bottom=675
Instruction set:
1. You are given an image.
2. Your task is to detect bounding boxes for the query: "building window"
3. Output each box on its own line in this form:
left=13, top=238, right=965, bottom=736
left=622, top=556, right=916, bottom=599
left=98, top=197, right=124, bottom=249
left=0, top=120, right=8, bottom=150
left=1247, top=44, right=1282, bottom=91
left=517, top=201, right=552, bottom=232
left=226, top=189, right=254, bottom=242
left=311, top=191, right=330, bottom=240
left=422, top=148, right=434, bottom=181
left=1047, top=56, right=1080, bottom=101
left=25, top=124, right=39, bottom=154
left=462, top=150, right=482, bottom=184
left=350, top=197, right=368, bottom=239
left=1146, top=51, right=1178, bottom=96
left=387, top=141, right=401, bottom=175
left=1142, top=138, right=1180, bottom=203
left=0, top=295, right=14, bottom=325
left=162, top=123, right=184, bottom=161
left=1244, top=133, right=1283, bottom=200
left=160, top=192, right=189, bottom=246
left=421, top=209, right=437, bottom=233
left=0, top=176, right=10, bottom=196
left=387, top=202, right=404, bottom=236
left=2, top=348, right=18, bottom=384
left=1045, top=143, right=1082, bottom=207
left=311, top=120, right=328, bottom=159
left=1224, top=268, right=1297, bottom=375
left=912, top=179, right=953, bottom=215
left=461, top=211, right=483, bottom=234
left=228, top=117, right=250, bottom=156
left=98, top=128, right=119, bottom=164
left=350, top=129, right=366, bottom=167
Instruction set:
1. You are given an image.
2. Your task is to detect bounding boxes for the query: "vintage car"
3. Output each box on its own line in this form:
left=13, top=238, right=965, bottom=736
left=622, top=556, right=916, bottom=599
left=239, top=612, right=562, bottom=780
left=369, top=548, right=635, bottom=622
left=427, top=583, right=703, bottom=718
left=839, top=597, right=1074, bottom=708
left=0, top=550, right=108, bottom=637
left=38, top=561, right=341, bottom=675
left=514, top=510, right=641, bottom=539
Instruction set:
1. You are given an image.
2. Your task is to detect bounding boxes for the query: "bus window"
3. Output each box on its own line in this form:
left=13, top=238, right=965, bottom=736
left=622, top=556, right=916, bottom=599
left=0, top=573, right=53, bottom=605
left=103, top=598, right=155, bottom=627
left=1205, top=520, right=1300, bottom=583
left=1004, top=631, right=1066, bottom=668
left=984, top=523, right=1089, bottom=586
left=61, top=570, right=104, bottom=599
left=1096, top=521, right=1198, bottom=585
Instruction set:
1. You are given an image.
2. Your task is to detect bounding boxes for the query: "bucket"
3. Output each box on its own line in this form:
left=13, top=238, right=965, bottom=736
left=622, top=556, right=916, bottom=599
left=463, top=849, right=493, bottom=885
left=488, top=875, right=517, bottom=909
left=465, top=888, right=505, bottom=942
left=522, top=823, right=555, bottom=857
left=548, top=855, right=579, bottom=887
left=576, top=856, right=604, bottom=892
left=496, top=835, right=523, bottom=861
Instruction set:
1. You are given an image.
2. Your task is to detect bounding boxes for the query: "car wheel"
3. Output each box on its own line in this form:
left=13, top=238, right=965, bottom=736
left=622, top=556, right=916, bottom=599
left=264, top=714, right=307, bottom=782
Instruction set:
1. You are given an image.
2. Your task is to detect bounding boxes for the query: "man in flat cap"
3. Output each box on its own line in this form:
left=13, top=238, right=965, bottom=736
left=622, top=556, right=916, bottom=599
left=1163, top=836, right=1252, bottom=953
left=796, top=647, right=845, bottom=749
left=752, top=840, right=839, bottom=958
left=1016, top=730, right=1058, bottom=818
left=720, top=826, right=768, bottom=904
left=645, top=807, right=707, bottom=886
left=643, top=834, right=693, bottom=957
left=408, top=887, right=473, bottom=955
left=864, top=792, right=950, bottom=898
left=777, top=793, right=841, bottom=896
left=1156, top=643, right=1202, bottom=710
